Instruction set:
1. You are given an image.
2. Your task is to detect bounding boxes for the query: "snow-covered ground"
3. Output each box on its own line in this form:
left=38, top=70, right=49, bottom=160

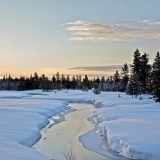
left=0, top=90, right=159, bottom=160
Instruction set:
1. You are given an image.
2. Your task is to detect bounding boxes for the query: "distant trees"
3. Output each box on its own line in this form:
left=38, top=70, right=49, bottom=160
left=93, top=77, right=101, bottom=94
left=113, top=70, right=120, bottom=91
left=33, top=72, right=40, bottom=89
left=61, top=74, right=66, bottom=89
left=56, top=72, right=61, bottom=91
left=0, top=49, right=160, bottom=102
left=121, top=63, right=129, bottom=91
left=51, top=75, right=56, bottom=90
left=82, top=75, right=89, bottom=91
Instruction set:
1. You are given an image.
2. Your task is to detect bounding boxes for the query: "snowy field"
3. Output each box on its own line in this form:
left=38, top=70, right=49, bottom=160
left=0, top=90, right=159, bottom=160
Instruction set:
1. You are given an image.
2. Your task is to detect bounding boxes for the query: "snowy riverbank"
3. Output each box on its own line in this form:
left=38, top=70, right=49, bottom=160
left=33, top=103, right=116, bottom=160
left=0, top=90, right=159, bottom=160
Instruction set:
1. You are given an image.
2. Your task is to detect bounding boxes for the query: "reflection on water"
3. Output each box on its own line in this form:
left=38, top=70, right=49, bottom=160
left=32, top=103, right=119, bottom=160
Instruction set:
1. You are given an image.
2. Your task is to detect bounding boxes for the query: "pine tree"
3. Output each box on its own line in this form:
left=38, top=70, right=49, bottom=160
left=130, top=50, right=151, bottom=94
left=6, top=74, right=12, bottom=90
left=113, top=70, right=120, bottom=91
left=100, top=76, right=106, bottom=91
left=83, top=75, right=89, bottom=91
left=105, top=77, right=110, bottom=91
left=56, top=72, right=61, bottom=90
left=40, top=74, right=46, bottom=91
left=127, top=49, right=142, bottom=97
left=126, top=73, right=143, bottom=98
left=131, top=49, right=141, bottom=75
left=66, top=75, right=70, bottom=89
left=29, top=74, right=34, bottom=89
left=121, top=63, right=129, bottom=91
left=14, top=77, right=19, bottom=90
left=17, top=76, right=26, bottom=91
left=150, top=52, right=160, bottom=102
left=77, top=75, right=82, bottom=90
left=75, top=75, right=82, bottom=90
left=39, top=74, right=51, bottom=91
left=25, top=77, right=31, bottom=90
left=93, top=77, right=101, bottom=94
left=52, top=75, right=56, bottom=90
left=61, top=74, right=66, bottom=89
left=33, top=72, right=40, bottom=89
left=71, top=76, right=76, bottom=89
left=109, top=76, right=114, bottom=91
left=139, top=53, right=151, bottom=93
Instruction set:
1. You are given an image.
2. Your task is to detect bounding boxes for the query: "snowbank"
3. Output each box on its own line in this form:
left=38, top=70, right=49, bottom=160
left=92, top=94, right=160, bottom=160
left=0, top=90, right=159, bottom=160
left=0, top=92, right=68, bottom=160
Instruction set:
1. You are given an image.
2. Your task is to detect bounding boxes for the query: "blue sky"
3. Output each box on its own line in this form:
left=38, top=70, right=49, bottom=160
left=0, top=0, right=160, bottom=78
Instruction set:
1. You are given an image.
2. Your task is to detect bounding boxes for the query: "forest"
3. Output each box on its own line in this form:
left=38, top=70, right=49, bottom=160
left=1, top=49, right=160, bottom=102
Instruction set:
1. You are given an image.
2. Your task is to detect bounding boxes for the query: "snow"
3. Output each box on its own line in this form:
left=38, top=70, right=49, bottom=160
left=80, top=121, right=117, bottom=159
left=0, top=91, right=68, bottom=160
left=92, top=94, right=160, bottom=160
left=0, top=90, right=159, bottom=160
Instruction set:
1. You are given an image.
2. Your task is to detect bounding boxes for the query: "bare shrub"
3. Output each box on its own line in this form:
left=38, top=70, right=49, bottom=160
left=61, top=143, right=95, bottom=160
left=61, top=142, right=76, bottom=160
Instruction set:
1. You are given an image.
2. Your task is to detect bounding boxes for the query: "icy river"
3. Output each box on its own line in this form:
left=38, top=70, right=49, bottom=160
left=32, top=103, right=128, bottom=160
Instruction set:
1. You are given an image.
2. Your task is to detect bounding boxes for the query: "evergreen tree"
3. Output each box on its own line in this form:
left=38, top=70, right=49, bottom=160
left=105, top=77, right=111, bottom=91
left=71, top=76, right=76, bottom=89
left=25, top=77, right=31, bottom=90
left=16, top=76, right=26, bottom=91
left=52, top=75, right=56, bottom=90
left=75, top=75, right=82, bottom=90
left=6, top=74, right=12, bottom=90
left=121, top=63, right=129, bottom=91
left=149, top=52, right=160, bottom=102
left=14, top=77, right=19, bottom=90
left=126, top=74, right=143, bottom=98
left=29, top=74, right=34, bottom=89
left=75, top=75, right=79, bottom=89
left=109, top=76, right=114, bottom=91
left=44, top=76, right=51, bottom=91
left=139, top=53, right=151, bottom=93
left=56, top=72, right=61, bottom=90
left=2, top=75, right=5, bottom=82
left=2, top=75, right=7, bottom=90
left=93, top=77, right=101, bottom=94
left=33, top=72, right=40, bottom=89
left=127, top=49, right=143, bottom=97
left=82, top=75, right=89, bottom=91
left=100, top=76, right=106, bottom=91
left=131, top=49, right=141, bottom=75
left=88, top=80, right=93, bottom=90
left=113, top=70, right=120, bottom=91
left=66, top=75, right=71, bottom=89
left=40, top=74, right=47, bottom=91
left=61, top=74, right=66, bottom=89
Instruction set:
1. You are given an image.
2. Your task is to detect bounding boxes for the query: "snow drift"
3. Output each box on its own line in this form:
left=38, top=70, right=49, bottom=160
left=0, top=90, right=159, bottom=160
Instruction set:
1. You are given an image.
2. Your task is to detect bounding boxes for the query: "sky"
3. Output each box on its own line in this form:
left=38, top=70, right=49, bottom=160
left=0, top=0, right=160, bottom=78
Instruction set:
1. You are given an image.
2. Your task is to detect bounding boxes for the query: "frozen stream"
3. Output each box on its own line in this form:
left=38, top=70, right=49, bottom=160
left=32, top=103, right=121, bottom=160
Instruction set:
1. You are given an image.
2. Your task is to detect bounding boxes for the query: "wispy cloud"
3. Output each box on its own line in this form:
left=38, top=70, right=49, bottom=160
left=67, top=20, right=86, bottom=25
left=67, top=64, right=123, bottom=72
left=122, top=19, right=160, bottom=26
left=66, top=20, right=160, bottom=42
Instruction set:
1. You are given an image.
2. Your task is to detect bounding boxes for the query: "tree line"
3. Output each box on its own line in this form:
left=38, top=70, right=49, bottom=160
left=0, top=49, right=160, bottom=102
left=126, top=49, right=160, bottom=102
